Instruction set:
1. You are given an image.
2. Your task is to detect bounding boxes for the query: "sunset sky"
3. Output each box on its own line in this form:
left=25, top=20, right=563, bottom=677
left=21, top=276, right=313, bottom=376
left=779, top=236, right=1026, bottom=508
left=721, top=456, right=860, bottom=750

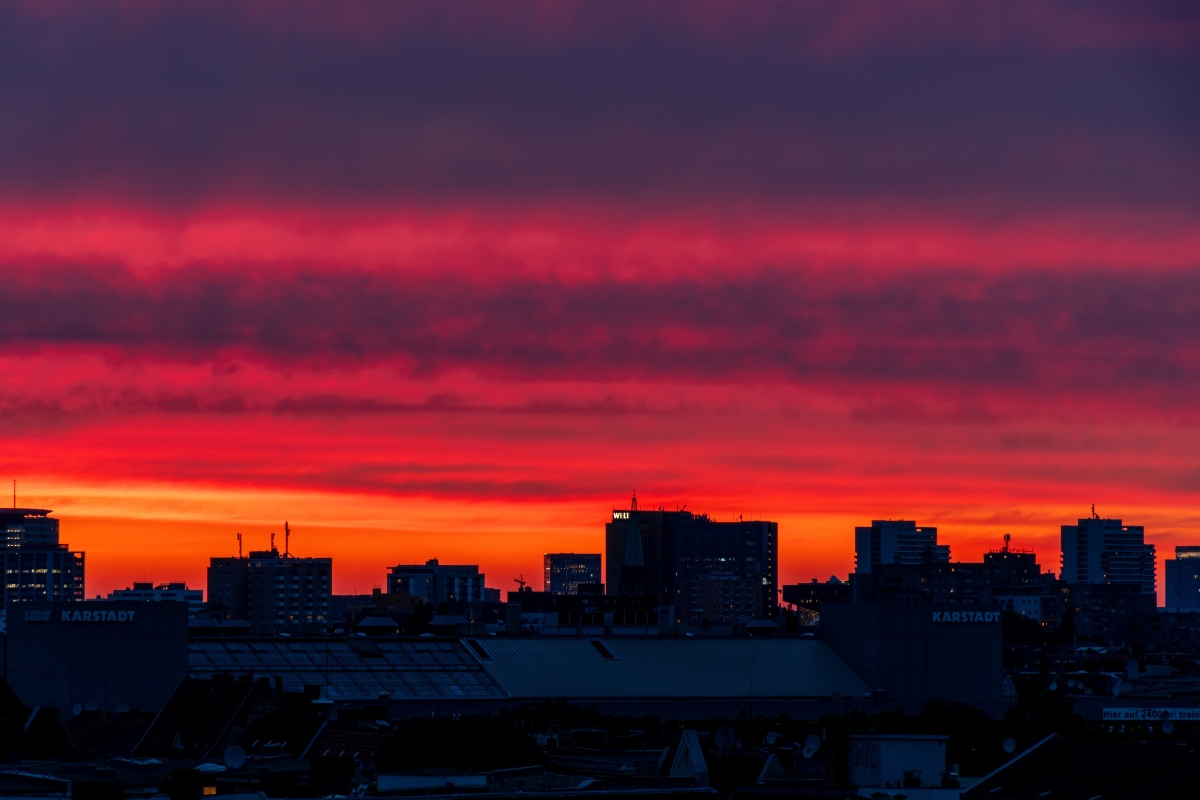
left=1, top=1, right=1198, bottom=602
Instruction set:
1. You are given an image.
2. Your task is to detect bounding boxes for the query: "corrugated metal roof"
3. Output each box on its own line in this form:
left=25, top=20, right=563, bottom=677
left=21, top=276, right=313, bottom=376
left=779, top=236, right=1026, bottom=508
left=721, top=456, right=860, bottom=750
left=188, top=639, right=506, bottom=700
left=472, top=638, right=873, bottom=699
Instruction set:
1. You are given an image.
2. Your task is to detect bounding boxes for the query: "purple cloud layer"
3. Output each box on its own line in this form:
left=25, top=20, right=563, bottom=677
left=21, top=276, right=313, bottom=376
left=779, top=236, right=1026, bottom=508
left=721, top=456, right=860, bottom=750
left=0, top=2, right=1195, bottom=214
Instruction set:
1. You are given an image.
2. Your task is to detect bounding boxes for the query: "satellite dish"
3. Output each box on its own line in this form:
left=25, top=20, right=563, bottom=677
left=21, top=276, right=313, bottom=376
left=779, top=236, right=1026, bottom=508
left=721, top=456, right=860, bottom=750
left=714, top=726, right=735, bottom=749
left=1002, top=737, right=1016, bottom=754
left=803, top=734, right=821, bottom=755
left=764, top=732, right=778, bottom=746
left=802, top=746, right=816, bottom=758
left=72, top=704, right=82, bottom=718
left=223, top=746, right=246, bottom=770
left=1163, top=721, right=1175, bottom=735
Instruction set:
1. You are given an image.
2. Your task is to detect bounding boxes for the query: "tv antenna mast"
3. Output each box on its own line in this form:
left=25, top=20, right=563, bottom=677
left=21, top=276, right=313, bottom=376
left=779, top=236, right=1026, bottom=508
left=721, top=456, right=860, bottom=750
left=513, top=575, right=527, bottom=590
left=270, top=531, right=276, bottom=552
left=284, top=521, right=290, bottom=557
left=237, top=532, right=243, bottom=558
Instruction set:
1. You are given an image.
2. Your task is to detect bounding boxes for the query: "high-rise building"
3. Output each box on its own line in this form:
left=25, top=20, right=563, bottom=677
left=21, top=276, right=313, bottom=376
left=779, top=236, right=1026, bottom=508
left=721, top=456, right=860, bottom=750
left=543, top=553, right=601, bottom=595
left=207, top=533, right=332, bottom=635
left=1165, top=546, right=1200, bottom=610
left=388, top=558, right=486, bottom=605
left=1060, top=515, right=1155, bottom=595
left=109, top=582, right=204, bottom=619
left=854, top=520, right=950, bottom=574
left=0, top=508, right=84, bottom=610
left=605, top=495, right=778, bottom=626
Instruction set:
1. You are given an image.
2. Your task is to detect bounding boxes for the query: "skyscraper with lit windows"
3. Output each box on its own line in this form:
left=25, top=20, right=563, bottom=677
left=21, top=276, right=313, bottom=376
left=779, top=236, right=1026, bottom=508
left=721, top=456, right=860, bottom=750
left=0, top=507, right=84, bottom=610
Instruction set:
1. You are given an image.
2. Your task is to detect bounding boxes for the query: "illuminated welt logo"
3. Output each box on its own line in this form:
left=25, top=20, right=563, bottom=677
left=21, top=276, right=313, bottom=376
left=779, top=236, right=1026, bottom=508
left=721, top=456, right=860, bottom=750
left=60, top=609, right=137, bottom=623
left=613, top=512, right=630, bottom=520
left=932, top=611, right=1000, bottom=623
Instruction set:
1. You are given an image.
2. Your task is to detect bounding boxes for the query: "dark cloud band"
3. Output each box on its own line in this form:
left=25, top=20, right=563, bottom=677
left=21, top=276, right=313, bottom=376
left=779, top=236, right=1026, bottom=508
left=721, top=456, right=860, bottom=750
left=2, top=263, right=1198, bottom=401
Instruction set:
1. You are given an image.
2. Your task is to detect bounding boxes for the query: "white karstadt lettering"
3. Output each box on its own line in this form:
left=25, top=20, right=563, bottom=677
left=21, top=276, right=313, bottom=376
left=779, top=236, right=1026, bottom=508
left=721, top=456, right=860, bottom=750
left=60, top=609, right=136, bottom=623
left=931, top=611, right=999, bottom=623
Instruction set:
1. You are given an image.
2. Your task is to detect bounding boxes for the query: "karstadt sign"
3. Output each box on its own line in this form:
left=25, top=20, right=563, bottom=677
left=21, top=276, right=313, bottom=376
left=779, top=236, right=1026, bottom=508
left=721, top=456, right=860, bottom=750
left=931, top=610, right=1000, bottom=624
left=24, top=609, right=137, bottom=623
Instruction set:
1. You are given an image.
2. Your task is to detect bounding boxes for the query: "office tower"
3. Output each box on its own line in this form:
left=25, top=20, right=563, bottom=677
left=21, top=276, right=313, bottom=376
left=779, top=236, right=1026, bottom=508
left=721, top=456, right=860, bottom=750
left=108, top=582, right=204, bottom=619
left=0, top=508, right=85, bottom=610
left=1060, top=514, right=1155, bottom=595
left=1165, top=546, right=1200, bottom=610
left=854, top=520, right=950, bottom=574
left=543, top=553, right=601, bottom=595
left=605, top=494, right=778, bottom=626
left=207, top=532, right=332, bottom=635
left=388, top=558, right=486, bottom=604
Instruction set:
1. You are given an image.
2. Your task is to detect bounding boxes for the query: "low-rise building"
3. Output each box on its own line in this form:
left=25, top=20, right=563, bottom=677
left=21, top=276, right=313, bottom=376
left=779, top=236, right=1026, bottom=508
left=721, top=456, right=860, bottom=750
left=388, top=558, right=486, bottom=604
left=543, top=552, right=601, bottom=595
left=108, top=581, right=204, bottom=618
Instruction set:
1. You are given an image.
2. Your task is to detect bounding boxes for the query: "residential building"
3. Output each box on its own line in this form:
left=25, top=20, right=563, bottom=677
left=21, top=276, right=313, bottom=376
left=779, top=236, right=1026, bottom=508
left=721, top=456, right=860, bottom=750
left=688, top=571, right=762, bottom=626
left=605, top=494, right=778, bottom=627
left=108, top=581, right=204, bottom=618
left=1060, top=514, right=1156, bottom=595
left=782, top=578, right=851, bottom=610
left=0, top=508, right=84, bottom=611
left=848, top=536, right=1061, bottom=627
left=388, top=558, right=486, bottom=605
left=207, top=542, right=332, bottom=635
left=1165, top=546, right=1200, bottom=610
left=853, top=520, right=949, bottom=574
left=543, top=553, right=601, bottom=595
left=1062, top=582, right=1156, bottom=645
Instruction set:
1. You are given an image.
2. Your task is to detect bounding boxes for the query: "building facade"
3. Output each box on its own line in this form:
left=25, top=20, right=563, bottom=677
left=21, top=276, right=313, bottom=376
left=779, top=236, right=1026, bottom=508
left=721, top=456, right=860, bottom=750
left=543, top=553, right=601, bottom=595
left=207, top=548, right=332, bottom=635
left=108, top=581, right=204, bottom=618
left=1060, top=516, right=1156, bottom=595
left=1165, top=546, right=1200, bottom=610
left=0, top=508, right=84, bottom=611
left=820, top=601, right=1005, bottom=714
left=605, top=497, right=778, bottom=627
left=388, top=558, right=486, bottom=605
left=5, top=599, right=188, bottom=713
left=854, top=520, right=950, bottom=574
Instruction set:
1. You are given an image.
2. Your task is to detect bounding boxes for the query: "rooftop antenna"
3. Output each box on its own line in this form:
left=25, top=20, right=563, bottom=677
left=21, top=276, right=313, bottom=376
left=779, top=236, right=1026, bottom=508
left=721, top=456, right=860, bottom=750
left=1092, top=504, right=1099, bottom=520
left=237, top=532, right=243, bottom=558
left=1003, top=533, right=1011, bottom=552
left=11, top=480, right=14, bottom=509
left=270, top=531, right=276, bottom=553
left=284, top=521, right=290, bottom=557
left=631, top=490, right=638, bottom=513
left=513, top=574, right=527, bottom=590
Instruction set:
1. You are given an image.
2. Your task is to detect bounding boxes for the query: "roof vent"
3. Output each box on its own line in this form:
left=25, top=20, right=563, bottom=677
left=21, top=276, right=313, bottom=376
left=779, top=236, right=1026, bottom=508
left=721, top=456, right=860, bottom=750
left=464, top=639, right=491, bottom=660
left=589, top=640, right=617, bottom=660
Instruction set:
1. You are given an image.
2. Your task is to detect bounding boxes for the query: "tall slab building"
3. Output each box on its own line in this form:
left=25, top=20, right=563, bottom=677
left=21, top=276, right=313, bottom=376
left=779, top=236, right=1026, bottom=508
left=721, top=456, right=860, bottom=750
left=208, top=528, right=331, bottom=635
left=0, top=508, right=84, bottom=610
left=1165, top=546, right=1200, bottom=610
left=605, top=495, right=778, bottom=627
left=854, top=520, right=950, bottom=574
left=1060, top=515, right=1156, bottom=595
